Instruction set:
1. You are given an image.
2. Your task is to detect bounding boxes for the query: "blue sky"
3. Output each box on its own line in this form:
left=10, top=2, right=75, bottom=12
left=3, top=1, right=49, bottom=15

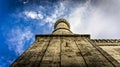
left=0, top=0, right=120, bottom=67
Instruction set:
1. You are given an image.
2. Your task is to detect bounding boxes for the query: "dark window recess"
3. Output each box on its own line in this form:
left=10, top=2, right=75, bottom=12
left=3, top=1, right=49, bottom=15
left=66, top=42, right=69, bottom=47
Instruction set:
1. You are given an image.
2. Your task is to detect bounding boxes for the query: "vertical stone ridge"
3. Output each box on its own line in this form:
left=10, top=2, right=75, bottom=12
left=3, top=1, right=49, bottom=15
left=39, top=37, right=53, bottom=66
left=74, top=39, right=88, bottom=67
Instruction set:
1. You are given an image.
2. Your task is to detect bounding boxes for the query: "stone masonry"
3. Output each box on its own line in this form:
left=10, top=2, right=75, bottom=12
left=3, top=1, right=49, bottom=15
left=11, top=18, right=120, bottom=67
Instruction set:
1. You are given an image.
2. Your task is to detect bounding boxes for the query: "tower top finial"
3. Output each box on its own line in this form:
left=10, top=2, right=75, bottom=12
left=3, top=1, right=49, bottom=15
left=52, top=18, right=72, bottom=34
left=54, top=18, right=70, bottom=29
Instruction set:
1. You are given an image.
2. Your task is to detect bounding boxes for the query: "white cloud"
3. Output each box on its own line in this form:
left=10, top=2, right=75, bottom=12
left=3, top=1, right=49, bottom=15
left=24, top=11, right=43, bottom=20
left=0, top=56, right=14, bottom=67
left=65, top=0, right=91, bottom=33
left=64, top=0, right=120, bottom=39
left=23, top=0, right=29, bottom=4
left=43, top=1, right=67, bottom=28
left=38, top=13, right=43, bottom=19
left=7, top=27, right=34, bottom=55
left=45, top=17, right=53, bottom=23
left=24, top=11, right=37, bottom=19
left=21, top=2, right=67, bottom=28
left=19, top=0, right=120, bottom=39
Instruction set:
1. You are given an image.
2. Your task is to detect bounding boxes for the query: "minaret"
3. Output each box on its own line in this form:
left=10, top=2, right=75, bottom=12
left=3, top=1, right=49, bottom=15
left=11, top=18, right=120, bottom=67
left=52, top=18, right=72, bottom=34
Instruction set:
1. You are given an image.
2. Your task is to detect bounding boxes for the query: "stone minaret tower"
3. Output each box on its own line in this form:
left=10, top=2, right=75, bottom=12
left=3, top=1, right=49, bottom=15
left=52, top=18, right=72, bottom=34
left=11, top=18, right=120, bottom=67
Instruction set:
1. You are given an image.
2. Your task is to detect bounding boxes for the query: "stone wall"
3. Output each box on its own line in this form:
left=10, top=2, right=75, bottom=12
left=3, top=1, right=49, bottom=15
left=11, top=35, right=120, bottom=67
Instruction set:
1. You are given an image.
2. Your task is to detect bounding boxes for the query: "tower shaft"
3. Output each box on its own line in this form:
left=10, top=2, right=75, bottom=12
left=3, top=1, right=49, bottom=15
left=11, top=19, right=120, bottom=67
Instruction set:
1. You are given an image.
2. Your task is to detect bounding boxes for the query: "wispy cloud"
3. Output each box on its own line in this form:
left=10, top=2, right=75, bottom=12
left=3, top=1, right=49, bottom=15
left=67, top=0, right=120, bottom=39
left=24, top=11, right=43, bottom=20
left=17, top=0, right=120, bottom=39
left=7, top=26, right=34, bottom=55
left=62, top=0, right=120, bottom=39
left=18, top=2, right=65, bottom=28
left=0, top=56, right=14, bottom=67
left=44, top=2, right=66, bottom=22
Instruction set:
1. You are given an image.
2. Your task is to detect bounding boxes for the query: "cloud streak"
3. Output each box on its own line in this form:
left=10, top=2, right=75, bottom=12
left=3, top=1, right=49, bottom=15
left=55, top=0, right=120, bottom=39
left=19, top=0, right=120, bottom=39
left=24, top=11, right=43, bottom=20
left=7, top=26, right=34, bottom=55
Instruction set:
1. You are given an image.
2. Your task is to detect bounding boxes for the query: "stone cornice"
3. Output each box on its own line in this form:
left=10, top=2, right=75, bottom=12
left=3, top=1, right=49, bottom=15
left=36, top=34, right=90, bottom=39
left=91, top=39, right=120, bottom=43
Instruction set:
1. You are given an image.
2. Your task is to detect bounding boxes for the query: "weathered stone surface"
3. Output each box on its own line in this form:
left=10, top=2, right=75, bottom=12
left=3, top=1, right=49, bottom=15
left=11, top=18, right=120, bottom=67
